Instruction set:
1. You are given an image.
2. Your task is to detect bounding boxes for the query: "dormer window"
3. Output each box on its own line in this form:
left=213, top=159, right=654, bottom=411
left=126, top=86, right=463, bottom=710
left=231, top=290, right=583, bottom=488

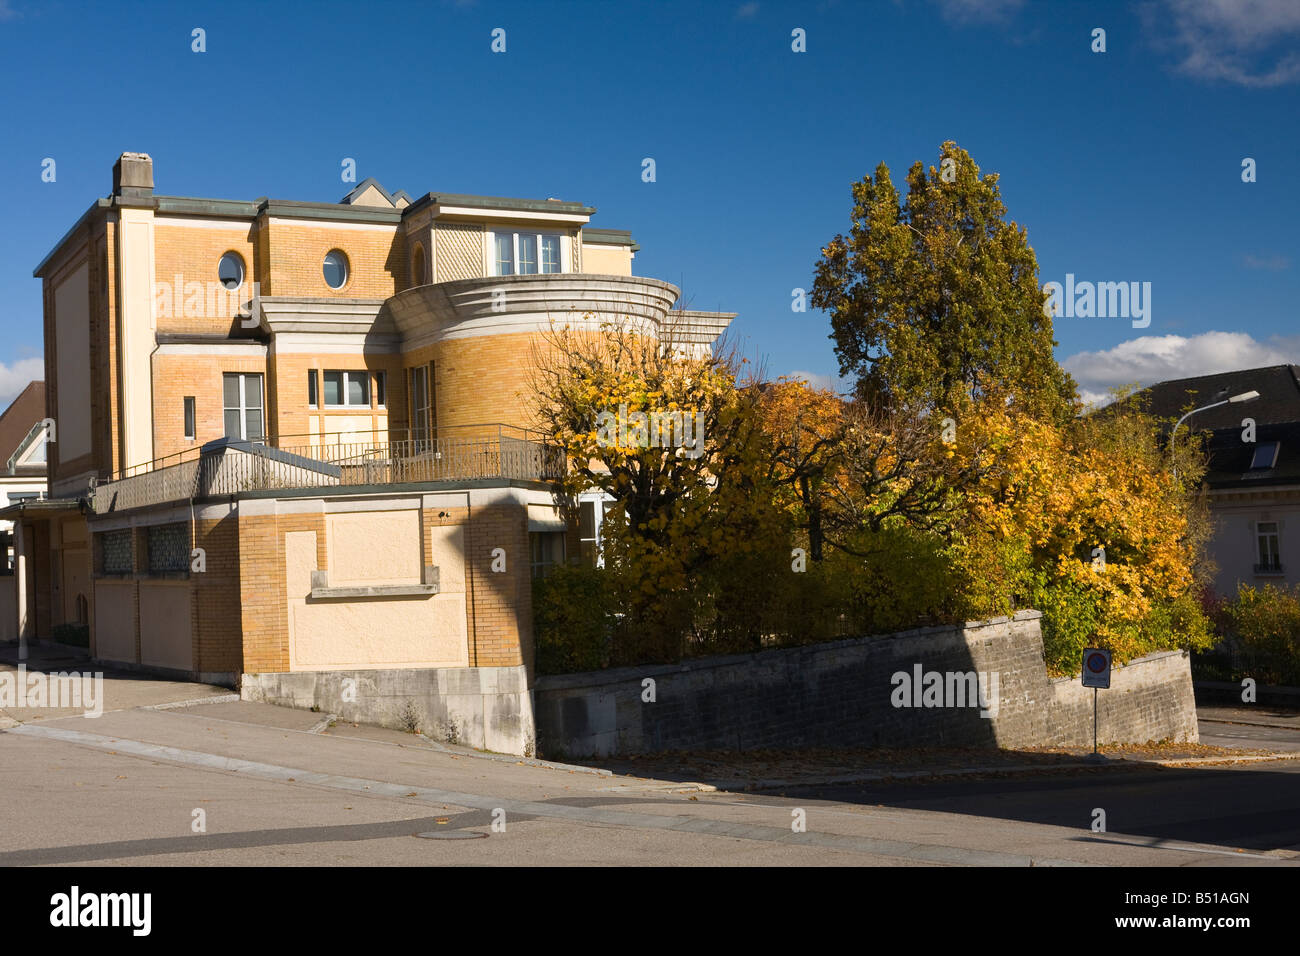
left=1250, top=442, right=1280, bottom=470
left=493, top=231, right=563, bottom=276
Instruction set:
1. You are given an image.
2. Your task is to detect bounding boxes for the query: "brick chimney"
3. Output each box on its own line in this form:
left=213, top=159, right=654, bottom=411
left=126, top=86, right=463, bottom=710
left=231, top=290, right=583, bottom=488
left=112, top=152, right=154, bottom=203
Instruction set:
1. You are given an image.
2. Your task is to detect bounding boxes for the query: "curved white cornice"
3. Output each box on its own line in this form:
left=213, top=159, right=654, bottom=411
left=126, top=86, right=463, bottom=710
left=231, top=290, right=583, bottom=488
left=256, top=277, right=736, bottom=354
left=381, top=273, right=680, bottom=348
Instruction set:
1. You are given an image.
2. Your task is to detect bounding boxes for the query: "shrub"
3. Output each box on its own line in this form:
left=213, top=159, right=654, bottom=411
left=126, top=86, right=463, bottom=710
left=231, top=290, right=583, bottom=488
left=532, top=564, right=615, bottom=674
left=1220, top=584, right=1300, bottom=686
left=841, top=525, right=957, bottom=634
left=51, top=623, right=89, bottom=648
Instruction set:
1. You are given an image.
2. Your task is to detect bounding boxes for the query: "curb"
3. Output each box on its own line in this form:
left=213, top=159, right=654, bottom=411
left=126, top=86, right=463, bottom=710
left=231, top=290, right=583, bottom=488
left=416, top=733, right=613, bottom=776
left=653, top=752, right=1300, bottom=793
left=142, top=694, right=241, bottom=711
left=1200, top=716, right=1300, bottom=731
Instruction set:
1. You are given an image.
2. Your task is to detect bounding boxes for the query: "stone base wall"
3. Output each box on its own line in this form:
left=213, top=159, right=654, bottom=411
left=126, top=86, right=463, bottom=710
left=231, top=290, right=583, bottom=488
left=240, top=665, right=535, bottom=756
left=533, top=612, right=1199, bottom=758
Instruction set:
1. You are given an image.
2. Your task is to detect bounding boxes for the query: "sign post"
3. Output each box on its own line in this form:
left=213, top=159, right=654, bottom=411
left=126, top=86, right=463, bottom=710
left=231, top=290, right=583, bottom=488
left=1081, top=648, right=1112, bottom=762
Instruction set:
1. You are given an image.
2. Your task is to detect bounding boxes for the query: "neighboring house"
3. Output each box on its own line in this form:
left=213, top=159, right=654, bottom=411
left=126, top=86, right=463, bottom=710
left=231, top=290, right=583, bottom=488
left=0, top=153, right=733, bottom=735
left=0, top=381, right=49, bottom=546
left=0, top=381, right=49, bottom=640
left=1134, top=364, right=1300, bottom=599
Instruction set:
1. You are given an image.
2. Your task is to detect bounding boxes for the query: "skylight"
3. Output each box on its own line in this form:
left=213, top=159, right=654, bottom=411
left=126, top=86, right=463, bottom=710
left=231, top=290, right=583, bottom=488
left=1250, top=442, right=1280, bottom=470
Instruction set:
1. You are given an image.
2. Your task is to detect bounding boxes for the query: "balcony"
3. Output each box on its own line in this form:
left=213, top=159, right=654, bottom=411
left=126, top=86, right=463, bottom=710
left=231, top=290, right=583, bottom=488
left=89, top=424, right=565, bottom=516
left=378, top=273, right=735, bottom=351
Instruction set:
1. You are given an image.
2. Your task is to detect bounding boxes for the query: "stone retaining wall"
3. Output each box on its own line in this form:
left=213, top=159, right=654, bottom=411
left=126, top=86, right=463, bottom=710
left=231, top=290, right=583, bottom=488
left=533, top=612, right=1198, bottom=758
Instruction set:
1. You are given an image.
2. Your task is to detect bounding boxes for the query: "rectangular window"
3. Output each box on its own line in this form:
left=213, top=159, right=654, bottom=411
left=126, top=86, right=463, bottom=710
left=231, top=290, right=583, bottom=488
left=518, top=234, right=537, bottom=275
left=222, top=373, right=264, bottom=441
left=1256, top=521, right=1282, bottom=572
left=308, top=370, right=318, bottom=408
left=374, top=371, right=386, bottom=408
left=323, top=371, right=370, bottom=408
left=100, top=529, right=133, bottom=575
left=495, top=233, right=514, bottom=276
left=410, top=366, right=430, bottom=444
left=530, top=531, right=566, bottom=579
left=147, top=523, right=190, bottom=574
left=579, top=498, right=605, bottom=567
left=540, top=235, right=561, bottom=273
left=493, top=232, right=564, bottom=276
left=184, top=397, right=196, bottom=441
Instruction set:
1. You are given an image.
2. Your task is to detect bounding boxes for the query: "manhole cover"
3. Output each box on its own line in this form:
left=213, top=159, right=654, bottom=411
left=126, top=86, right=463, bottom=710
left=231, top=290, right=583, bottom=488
left=415, top=830, right=488, bottom=840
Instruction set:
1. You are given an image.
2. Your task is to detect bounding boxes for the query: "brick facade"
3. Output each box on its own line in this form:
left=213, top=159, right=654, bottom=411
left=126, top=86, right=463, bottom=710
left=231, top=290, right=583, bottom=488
left=25, top=153, right=689, bottom=691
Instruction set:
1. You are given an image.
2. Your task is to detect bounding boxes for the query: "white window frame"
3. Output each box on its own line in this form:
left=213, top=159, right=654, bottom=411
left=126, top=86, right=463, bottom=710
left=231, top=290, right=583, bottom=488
left=490, top=230, right=568, bottom=276
left=222, top=373, right=264, bottom=441
left=410, top=365, right=431, bottom=444
left=323, top=370, right=372, bottom=409
left=578, top=491, right=615, bottom=569
left=1256, top=520, right=1282, bottom=571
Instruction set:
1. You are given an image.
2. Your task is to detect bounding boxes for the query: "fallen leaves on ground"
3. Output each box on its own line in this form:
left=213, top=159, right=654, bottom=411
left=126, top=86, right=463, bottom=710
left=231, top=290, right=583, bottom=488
left=589, top=741, right=1286, bottom=787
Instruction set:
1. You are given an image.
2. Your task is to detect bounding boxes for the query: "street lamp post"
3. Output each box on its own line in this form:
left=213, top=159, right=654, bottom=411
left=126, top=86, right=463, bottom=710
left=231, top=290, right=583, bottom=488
left=1170, top=390, right=1260, bottom=478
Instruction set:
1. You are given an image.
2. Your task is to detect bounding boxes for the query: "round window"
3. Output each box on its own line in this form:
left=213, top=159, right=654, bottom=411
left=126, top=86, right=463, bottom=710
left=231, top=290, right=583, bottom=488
left=323, top=250, right=349, bottom=290
left=218, top=252, right=244, bottom=291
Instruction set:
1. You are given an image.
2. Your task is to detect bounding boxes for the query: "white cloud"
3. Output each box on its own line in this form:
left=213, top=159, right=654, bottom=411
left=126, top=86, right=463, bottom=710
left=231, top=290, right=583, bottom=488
left=1062, top=331, right=1300, bottom=407
left=735, top=2, right=760, bottom=19
left=0, top=358, right=43, bottom=408
left=0, top=2, right=18, bottom=22
left=1152, top=0, right=1300, bottom=87
left=787, top=369, right=846, bottom=393
left=932, top=0, right=1024, bottom=24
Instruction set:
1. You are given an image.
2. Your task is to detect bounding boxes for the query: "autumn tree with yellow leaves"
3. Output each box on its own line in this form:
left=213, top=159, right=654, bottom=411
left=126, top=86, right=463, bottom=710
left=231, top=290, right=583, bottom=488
left=530, top=316, right=797, bottom=663
left=530, top=143, right=1217, bottom=676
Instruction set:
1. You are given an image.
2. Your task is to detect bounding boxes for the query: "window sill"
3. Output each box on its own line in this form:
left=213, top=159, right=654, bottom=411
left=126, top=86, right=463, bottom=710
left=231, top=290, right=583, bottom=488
left=309, top=566, right=439, bottom=600
left=310, top=583, right=438, bottom=600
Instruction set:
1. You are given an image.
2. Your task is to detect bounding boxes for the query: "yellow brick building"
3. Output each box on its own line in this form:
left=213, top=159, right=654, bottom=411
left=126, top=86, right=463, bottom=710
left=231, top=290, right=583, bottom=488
left=2, top=153, right=734, bottom=753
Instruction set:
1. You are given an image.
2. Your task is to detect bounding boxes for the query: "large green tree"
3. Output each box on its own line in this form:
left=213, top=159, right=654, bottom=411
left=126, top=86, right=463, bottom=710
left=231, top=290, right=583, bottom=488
left=811, top=141, right=1077, bottom=420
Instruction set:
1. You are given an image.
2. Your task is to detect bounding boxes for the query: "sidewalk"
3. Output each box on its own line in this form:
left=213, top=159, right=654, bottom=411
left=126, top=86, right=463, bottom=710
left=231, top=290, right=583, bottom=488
left=1198, top=704, right=1300, bottom=731
left=0, top=639, right=91, bottom=667
left=0, top=640, right=233, bottom=723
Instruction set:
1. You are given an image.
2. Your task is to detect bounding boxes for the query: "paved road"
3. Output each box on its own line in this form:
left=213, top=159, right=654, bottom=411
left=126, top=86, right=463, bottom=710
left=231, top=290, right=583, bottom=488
left=1, top=654, right=1298, bottom=866
left=1199, top=705, right=1300, bottom=752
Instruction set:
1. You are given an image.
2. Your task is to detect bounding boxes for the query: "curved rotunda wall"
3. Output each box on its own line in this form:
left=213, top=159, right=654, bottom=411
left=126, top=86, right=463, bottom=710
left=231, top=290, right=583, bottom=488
left=383, top=274, right=681, bottom=436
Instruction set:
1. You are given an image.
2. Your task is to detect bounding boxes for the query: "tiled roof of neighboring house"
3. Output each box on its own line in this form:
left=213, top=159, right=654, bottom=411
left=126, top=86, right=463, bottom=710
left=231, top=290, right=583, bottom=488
left=1104, top=365, right=1300, bottom=491
left=1128, top=364, right=1300, bottom=430
left=1204, top=420, right=1300, bottom=490
left=0, top=381, right=45, bottom=465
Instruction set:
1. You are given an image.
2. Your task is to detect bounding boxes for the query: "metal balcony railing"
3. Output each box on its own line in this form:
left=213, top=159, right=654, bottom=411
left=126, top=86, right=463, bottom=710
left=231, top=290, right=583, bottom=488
left=89, top=424, right=565, bottom=515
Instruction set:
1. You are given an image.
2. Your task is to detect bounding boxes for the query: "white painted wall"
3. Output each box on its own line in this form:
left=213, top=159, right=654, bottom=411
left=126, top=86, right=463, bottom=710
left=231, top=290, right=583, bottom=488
left=1209, top=497, right=1300, bottom=597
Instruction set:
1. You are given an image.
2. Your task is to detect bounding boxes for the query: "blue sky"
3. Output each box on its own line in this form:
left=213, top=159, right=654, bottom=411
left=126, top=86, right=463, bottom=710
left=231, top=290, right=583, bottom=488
left=0, top=0, right=1296, bottom=406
